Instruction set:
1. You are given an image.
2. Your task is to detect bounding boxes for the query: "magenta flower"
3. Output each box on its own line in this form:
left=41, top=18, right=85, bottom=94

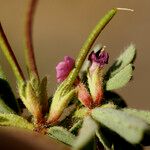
left=88, top=49, right=109, bottom=74
left=56, top=56, right=75, bottom=83
left=88, top=50, right=109, bottom=67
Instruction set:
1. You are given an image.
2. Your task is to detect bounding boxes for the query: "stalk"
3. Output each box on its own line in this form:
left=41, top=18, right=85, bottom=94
left=65, top=8, right=117, bottom=87
left=0, top=23, right=25, bottom=84
left=24, top=0, right=39, bottom=79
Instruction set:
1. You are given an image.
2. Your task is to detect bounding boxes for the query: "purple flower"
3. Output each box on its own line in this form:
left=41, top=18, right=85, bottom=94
left=88, top=50, right=109, bottom=67
left=56, top=56, right=75, bottom=83
left=88, top=49, right=109, bottom=74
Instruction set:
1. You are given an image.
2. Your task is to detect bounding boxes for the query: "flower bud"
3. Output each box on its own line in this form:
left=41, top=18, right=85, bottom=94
left=87, top=67, right=103, bottom=106
left=47, top=88, right=75, bottom=124
left=87, top=48, right=109, bottom=106
left=56, top=56, right=75, bottom=83
left=76, top=82, right=93, bottom=109
left=88, top=48, right=109, bottom=74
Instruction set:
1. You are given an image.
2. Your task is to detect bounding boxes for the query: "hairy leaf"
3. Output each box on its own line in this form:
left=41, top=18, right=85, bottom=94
left=0, top=113, right=33, bottom=130
left=47, top=126, right=75, bottom=146
left=105, top=44, right=136, bottom=80
left=73, top=116, right=98, bottom=150
left=123, top=108, right=150, bottom=125
left=0, top=98, right=15, bottom=114
left=106, top=64, right=133, bottom=90
left=38, top=76, right=48, bottom=113
left=92, top=108, right=150, bottom=144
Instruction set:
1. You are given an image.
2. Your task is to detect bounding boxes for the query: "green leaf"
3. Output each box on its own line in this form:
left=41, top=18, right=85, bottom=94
left=106, top=64, right=133, bottom=90
left=92, top=108, right=150, bottom=144
left=0, top=65, right=7, bottom=80
left=105, top=44, right=136, bottom=80
left=123, top=108, right=150, bottom=125
left=73, top=116, right=98, bottom=150
left=0, top=113, right=34, bottom=130
left=47, top=126, right=75, bottom=146
left=0, top=98, right=15, bottom=114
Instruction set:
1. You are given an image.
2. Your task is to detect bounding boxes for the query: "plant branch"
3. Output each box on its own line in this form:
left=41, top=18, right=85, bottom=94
left=25, top=0, right=39, bottom=79
left=48, top=9, right=118, bottom=124
left=64, top=8, right=117, bottom=87
left=0, top=23, right=25, bottom=84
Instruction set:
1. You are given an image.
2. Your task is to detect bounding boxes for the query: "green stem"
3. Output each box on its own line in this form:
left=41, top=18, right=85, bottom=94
left=25, top=0, right=39, bottom=79
left=0, top=23, right=25, bottom=84
left=49, top=8, right=117, bottom=122
left=65, top=8, right=117, bottom=86
left=0, top=64, right=7, bottom=80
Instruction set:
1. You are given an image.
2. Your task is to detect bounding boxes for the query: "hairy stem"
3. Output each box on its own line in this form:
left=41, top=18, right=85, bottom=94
left=65, top=8, right=117, bottom=87
left=25, top=0, right=39, bottom=79
left=0, top=64, right=7, bottom=80
left=48, top=9, right=118, bottom=124
left=0, top=23, right=25, bottom=84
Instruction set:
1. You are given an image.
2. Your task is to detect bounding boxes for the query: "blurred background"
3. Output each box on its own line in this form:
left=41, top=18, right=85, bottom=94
left=0, top=0, right=150, bottom=110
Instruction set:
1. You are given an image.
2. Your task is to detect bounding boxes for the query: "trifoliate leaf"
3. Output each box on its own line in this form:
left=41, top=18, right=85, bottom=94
left=91, top=108, right=150, bottom=144
left=47, top=126, right=75, bottom=146
left=122, top=108, right=150, bottom=146
left=106, top=64, right=133, bottom=90
left=0, top=98, right=15, bottom=114
left=105, top=44, right=136, bottom=80
left=73, top=116, right=98, bottom=150
left=0, top=113, right=34, bottom=130
left=123, top=108, right=150, bottom=125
